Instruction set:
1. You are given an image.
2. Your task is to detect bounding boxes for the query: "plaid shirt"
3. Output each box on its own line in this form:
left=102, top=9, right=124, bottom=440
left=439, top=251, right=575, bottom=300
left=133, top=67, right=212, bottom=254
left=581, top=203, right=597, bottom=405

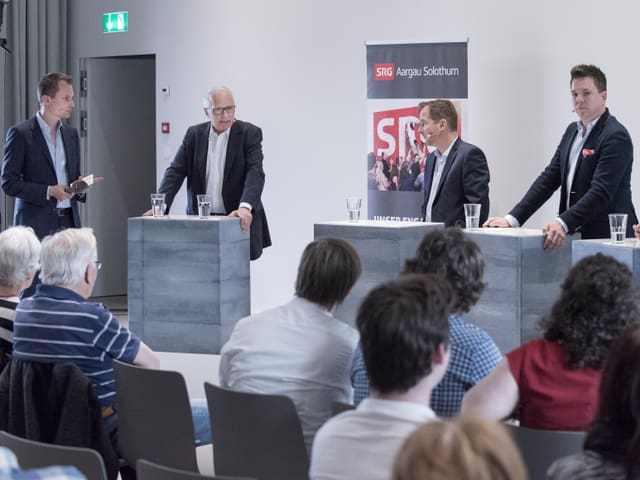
left=351, top=314, right=502, bottom=416
left=0, top=447, right=86, bottom=480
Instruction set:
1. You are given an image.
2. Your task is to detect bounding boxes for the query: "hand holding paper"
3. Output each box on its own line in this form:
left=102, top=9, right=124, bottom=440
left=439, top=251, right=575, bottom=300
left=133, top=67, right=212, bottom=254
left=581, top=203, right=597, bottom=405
left=64, top=174, right=105, bottom=194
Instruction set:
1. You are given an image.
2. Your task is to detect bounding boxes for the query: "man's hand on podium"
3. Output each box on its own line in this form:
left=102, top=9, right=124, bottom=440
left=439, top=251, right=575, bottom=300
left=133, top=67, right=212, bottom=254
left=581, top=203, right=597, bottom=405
left=229, top=207, right=252, bottom=233
left=542, top=221, right=566, bottom=250
left=483, top=217, right=511, bottom=228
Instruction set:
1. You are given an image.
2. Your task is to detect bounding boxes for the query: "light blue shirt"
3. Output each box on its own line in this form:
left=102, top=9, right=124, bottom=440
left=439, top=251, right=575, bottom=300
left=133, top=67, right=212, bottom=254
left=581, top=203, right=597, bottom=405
left=35, top=113, right=70, bottom=208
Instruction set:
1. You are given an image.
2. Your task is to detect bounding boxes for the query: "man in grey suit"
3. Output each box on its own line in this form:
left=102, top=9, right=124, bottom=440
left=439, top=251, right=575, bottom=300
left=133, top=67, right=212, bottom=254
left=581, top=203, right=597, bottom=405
left=153, top=86, right=271, bottom=260
left=420, top=99, right=490, bottom=227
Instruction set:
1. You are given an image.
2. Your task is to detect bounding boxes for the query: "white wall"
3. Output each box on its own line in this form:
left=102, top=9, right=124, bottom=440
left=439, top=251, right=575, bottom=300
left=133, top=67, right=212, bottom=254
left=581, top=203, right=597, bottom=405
left=67, top=0, right=640, bottom=313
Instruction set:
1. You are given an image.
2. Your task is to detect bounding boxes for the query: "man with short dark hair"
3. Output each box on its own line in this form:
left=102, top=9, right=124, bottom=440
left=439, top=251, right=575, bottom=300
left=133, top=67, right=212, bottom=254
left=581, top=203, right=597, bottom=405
left=2, top=72, right=92, bottom=239
left=485, top=64, right=638, bottom=248
left=310, top=274, right=452, bottom=480
left=219, top=237, right=362, bottom=449
left=351, top=228, right=502, bottom=416
left=419, top=99, right=490, bottom=227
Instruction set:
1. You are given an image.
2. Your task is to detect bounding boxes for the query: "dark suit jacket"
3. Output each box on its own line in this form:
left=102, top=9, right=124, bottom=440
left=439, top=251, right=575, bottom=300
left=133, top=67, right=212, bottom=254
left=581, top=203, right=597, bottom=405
left=510, top=109, right=638, bottom=239
left=1, top=116, right=83, bottom=239
left=421, top=138, right=490, bottom=227
left=159, top=120, right=271, bottom=260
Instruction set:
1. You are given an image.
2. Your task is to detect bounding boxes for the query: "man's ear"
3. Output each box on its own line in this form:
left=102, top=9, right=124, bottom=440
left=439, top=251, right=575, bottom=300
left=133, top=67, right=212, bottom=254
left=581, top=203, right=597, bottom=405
left=432, top=343, right=449, bottom=365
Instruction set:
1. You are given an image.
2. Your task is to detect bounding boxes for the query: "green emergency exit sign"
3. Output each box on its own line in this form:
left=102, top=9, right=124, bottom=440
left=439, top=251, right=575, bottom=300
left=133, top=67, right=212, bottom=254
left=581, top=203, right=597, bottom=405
left=103, top=11, right=128, bottom=33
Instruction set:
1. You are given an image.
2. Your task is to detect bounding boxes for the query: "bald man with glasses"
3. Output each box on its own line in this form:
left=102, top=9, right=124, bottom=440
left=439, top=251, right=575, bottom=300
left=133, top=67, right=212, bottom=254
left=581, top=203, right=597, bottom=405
left=152, top=86, right=271, bottom=260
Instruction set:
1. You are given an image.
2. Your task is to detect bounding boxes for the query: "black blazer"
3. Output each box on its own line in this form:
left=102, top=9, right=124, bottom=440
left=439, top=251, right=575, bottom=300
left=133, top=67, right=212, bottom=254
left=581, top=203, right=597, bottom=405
left=421, top=138, right=490, bottom=227
left=510, top=109, right=638, bottom=239
left=2, top=116, right=83, bottom=239
left=159, top=120, right=271, bottom=260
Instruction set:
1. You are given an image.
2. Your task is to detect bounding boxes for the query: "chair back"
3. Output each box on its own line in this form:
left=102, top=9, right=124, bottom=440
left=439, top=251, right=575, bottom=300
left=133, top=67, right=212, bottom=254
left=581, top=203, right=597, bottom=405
left=136, top=459, right=255, bottom=480
left=0, top=430, right=108, bottom=480
left=331, top=401, right=355, bottom=416
left=113, top=359, right=198, bottom=471
left=506, top=424, right=586, bottom=479
left=204, top=382, right=309, bottom=480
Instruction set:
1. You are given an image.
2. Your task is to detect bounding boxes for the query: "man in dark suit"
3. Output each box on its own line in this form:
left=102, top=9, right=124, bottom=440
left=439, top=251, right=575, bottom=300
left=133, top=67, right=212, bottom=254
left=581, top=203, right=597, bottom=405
left=154, top=86, right=271, bottom=260
left=2, top=72, right=86, bottom=240
left=485, top=64, right=638, bottom=249
left=420, top=99, right=490, bottom=227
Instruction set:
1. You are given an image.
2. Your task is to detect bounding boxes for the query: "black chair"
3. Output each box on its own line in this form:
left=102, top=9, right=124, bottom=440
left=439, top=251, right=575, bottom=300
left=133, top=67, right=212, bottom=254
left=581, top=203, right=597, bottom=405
left=112, top=359, right=200, bottom=472
left=136, top=459, right=254, bottom=480
left=0, top=430, right=108, bottom=480
left=506, top=424, right=586, bottom=480
left=331, top=401, right=355, bottom=416
left=204, top=382, right=309, bottom=480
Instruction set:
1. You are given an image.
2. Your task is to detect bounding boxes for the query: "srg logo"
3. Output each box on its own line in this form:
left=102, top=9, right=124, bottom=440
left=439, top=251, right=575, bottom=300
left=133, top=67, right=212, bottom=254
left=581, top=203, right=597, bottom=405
left=374, top=63, right=395, bottom=80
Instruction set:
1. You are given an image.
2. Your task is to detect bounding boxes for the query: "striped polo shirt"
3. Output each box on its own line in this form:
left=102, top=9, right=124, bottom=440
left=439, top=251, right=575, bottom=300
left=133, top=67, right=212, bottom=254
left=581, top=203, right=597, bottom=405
left=12, top=284, right=140, bottom=407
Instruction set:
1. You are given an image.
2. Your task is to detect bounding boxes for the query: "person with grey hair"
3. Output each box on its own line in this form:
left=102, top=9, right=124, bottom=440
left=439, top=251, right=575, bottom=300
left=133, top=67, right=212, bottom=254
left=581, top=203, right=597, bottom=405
left=0, top=226, right=41, bottom=372
left=11, top=228, right=211, bottom=446
left=149, top=86, right=271, bottom=260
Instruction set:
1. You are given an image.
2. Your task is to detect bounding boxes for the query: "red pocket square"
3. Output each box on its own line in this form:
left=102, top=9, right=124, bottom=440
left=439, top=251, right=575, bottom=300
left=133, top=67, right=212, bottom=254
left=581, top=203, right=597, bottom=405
left=582, top=148, right=595, bottom=157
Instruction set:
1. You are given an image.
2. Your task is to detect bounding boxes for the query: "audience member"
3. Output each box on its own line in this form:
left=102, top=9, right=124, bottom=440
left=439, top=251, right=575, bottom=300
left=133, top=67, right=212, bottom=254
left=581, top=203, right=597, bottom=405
left=352, top=228, right=502, bottom=417
left=0, top=227, right=41, bottom=372
left=310, top=274, right=452, bottom=480
left=461, top=253, right=637, bottom=431
left=547, top=323, right=640, bottom=479
left=392, top=417, right=527, bottom=480
left=219, top=237, right=362, bottom=449
left=11, top=228, right=211, bottom=446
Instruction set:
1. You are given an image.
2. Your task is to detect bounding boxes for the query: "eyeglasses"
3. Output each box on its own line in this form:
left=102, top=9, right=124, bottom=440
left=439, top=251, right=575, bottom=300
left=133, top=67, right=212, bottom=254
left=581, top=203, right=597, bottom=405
left=209, top=105, right=236, bottom=116
left=94, top=261, right=103, bottom=271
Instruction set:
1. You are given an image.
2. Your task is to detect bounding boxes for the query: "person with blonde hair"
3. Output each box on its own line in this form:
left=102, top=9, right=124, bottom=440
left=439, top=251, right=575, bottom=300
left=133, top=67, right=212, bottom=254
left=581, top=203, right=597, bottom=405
left=392, top=417, right=527, bottom=480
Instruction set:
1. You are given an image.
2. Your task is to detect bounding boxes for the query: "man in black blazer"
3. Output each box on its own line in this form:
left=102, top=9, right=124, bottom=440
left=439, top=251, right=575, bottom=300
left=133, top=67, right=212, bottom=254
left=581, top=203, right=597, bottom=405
left=420, top=100, right=490, bottom=227
left=2, top=72, right=86, bottom=240
left=485, top=64, right=638, bottom=249
left=155, top=86, right=271, bottom=260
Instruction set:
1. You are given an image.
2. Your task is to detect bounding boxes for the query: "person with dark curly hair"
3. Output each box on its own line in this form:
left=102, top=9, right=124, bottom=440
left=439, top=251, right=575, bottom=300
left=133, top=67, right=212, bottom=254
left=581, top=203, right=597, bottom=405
left=547, top=323, right=640, bottom=479
left=351, top=228, right=502, bottom=417
left=461, top=253, right=637, bottom=431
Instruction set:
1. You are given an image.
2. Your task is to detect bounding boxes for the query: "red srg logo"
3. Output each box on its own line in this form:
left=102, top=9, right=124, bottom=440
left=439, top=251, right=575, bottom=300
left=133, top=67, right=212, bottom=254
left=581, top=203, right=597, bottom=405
left=374, top=63, right=395, bottom=80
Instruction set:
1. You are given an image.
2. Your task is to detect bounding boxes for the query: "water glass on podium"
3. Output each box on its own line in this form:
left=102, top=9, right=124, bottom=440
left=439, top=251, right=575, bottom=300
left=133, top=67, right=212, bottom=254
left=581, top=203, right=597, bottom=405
left=346, top=197, right=362, bottom=222
left=608, top=213, right=628, bottom=244
left=150, top=193, right=166, bottom=217
left=464, top=203, right=481, bottom=230
left=197, top=194, right=212, bottom=218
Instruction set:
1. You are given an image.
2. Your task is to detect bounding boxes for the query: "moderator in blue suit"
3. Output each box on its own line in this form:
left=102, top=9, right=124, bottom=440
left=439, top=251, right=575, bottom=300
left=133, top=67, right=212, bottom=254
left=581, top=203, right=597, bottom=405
left=419, top=99, right=490, bottom=227
left=2, top=72, right=85, bottom=240
left=157, top=86, right=271, bottom=260
left=485, top=64, right=638, bottom=249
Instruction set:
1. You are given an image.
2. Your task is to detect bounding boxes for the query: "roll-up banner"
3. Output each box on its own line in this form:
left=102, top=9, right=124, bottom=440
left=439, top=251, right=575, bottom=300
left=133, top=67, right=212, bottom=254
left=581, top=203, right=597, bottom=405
left=366, top=41, right=469, bottom=220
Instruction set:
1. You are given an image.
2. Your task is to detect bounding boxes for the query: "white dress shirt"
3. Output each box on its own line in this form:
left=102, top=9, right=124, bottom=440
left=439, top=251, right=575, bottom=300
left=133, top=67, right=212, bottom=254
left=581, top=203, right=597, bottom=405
left=219, top=296, right=359, bottom=449
left=206, top=126, right=230, bottom=213
left=310, top=397, right=437, bottom=480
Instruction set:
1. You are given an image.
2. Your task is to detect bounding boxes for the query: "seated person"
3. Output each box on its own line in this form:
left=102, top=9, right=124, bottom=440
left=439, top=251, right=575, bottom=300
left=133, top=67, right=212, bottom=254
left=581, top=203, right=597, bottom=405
left=0, top=446, right=85, bottom=479
left=392, top=417, right=527, bottom=480
left=548, top=323, right=640, bottom=480
left=352, top=228, right=502, bottom=416
left=219, top=237, right=361, bottom=449
left=11, top=228, right=211, bottom=446
left=0, top=227, right=41, bottom=373
left=461, top=253, right=637, bottom=431
left=310, top=274, right=452, bottom=480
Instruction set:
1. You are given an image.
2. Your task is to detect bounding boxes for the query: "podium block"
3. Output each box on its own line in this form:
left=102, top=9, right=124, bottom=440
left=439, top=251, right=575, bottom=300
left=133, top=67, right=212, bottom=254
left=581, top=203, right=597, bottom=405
left=572, top=238, right=640, bottom=283
left=314, top=220, right=444, bottom=326
left=128, top=215, right=250, bottom=353
left=463, top=228, right=574, bottom=353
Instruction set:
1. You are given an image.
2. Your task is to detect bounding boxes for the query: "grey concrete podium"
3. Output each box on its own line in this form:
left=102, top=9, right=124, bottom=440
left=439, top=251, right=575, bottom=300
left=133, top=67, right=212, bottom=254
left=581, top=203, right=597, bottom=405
left=464, top=228, right=574, bottom=354
left=314, top=220, right=444, bottom=326
left=128, top=215, right=250, bottom=354
left=573, top=238, right=640, bottom=282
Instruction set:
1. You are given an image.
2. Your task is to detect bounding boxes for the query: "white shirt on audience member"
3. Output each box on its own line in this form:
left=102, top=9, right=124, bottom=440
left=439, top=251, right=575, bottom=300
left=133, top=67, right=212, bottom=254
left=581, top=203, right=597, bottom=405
left=219, top=296, right=359, bottom=449
left=309, top=397, right=437, bottom=480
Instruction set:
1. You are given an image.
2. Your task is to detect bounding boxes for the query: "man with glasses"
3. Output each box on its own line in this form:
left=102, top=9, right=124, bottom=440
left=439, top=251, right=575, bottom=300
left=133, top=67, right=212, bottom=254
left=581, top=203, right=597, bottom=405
left=154, top=86, right=271, bottom=260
